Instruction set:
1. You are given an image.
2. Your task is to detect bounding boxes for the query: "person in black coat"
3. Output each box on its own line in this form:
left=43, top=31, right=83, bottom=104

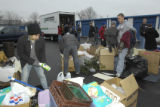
left=17, top=23, right=48, bottom=89
left=144, top=24, right=159, bottom=51
left=88, top=22, right=95, bottom=44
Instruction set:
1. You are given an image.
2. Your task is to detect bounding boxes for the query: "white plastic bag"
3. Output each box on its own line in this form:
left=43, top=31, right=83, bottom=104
left=11, top=82, right=36, bottom=97
left=57, top=72, right=65, bottom=82
left=65, top=77, right=84, bottom=86
left=2, top=92, right=30, bottom=106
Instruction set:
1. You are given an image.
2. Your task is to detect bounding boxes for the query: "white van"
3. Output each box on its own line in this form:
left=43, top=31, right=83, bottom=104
left=40, top=11, right=75, bottom=40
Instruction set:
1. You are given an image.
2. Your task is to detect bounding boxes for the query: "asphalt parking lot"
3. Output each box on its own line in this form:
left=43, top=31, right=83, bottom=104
left=26, top=40, right=160, bottom=107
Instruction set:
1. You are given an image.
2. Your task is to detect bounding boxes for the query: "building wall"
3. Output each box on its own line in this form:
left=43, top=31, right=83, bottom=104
left=76, top=14, right=160, bottom=40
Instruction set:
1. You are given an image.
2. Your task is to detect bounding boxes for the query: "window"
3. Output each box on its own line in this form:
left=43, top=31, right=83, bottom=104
left=44, top=17, right=55, bottom=22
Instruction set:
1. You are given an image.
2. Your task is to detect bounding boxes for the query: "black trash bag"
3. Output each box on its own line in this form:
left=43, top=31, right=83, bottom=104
left=3, top=42, right=15, bottom=58
left=121, top=55, right=148, bottom=79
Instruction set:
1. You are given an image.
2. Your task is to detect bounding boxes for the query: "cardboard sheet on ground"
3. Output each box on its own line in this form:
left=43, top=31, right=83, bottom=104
left=93, top=73, right=114, bottom=80
left=0, top=66, right=15, bottom=82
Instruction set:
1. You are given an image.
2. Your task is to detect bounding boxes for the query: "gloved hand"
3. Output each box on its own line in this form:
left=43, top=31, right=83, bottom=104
left=33, top=60, right=40, bottom=66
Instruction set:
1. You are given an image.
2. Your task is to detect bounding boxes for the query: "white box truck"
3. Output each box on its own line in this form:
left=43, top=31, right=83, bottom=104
left=40, top=11, right=75, bottom=40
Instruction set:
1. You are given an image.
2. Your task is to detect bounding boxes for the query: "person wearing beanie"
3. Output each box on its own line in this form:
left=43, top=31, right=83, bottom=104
left=17, top=23, right=48, bottom=89
left=59, top=26, right=80, bottom=77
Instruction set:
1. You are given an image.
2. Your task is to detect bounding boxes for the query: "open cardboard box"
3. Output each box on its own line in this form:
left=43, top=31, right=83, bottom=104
left=101, top=74, right=139, bottom=107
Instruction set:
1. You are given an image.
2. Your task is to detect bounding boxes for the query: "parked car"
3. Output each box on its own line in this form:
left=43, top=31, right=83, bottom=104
left=0, top=25, right=27, bottom=43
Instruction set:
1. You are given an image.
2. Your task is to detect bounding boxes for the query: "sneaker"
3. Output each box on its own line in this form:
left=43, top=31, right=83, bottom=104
left=116, top=73, right=121, bottom=77
left=75, top=72, right=80, bottom=75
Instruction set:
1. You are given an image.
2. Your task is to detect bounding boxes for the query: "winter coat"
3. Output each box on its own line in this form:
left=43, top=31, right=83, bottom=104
left=59, top=32, right=80, bottom=53
left=17, top=35, right=46, bottom=68
left=58, top=27, right=62, bottom=35
left=144, top=28, right=159, bottom=50
left=140, top=24, right=148, bottom=37
left=99, top=26, right=105, bottom=39
left=89, top=26, right=95, bottom=37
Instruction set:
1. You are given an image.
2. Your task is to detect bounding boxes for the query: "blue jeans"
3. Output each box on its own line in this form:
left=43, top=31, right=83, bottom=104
left=22, top=63, right=48, bottom=89
left=58, top=35, right=62, bottom=42
left=77, top=33, right=80, bottom=42
left=140, top=36, right=145, bottom=49
left=63, top=46, right=80, bottom=74
left=115, top=48, right=128, bottom=75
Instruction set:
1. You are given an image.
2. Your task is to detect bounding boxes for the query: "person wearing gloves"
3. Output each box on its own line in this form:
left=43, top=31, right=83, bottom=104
left=59, top=26, right=80, bottom=77
left=115, top=13, right=136, bottom=77
left=17, top=23, right=48, bottom=89
left=104, top=21, right=118, bottom=52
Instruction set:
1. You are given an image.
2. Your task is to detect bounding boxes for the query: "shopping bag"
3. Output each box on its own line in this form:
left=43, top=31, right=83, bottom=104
left=57, top=72, right=65, bottom=82
left=1, top=91, right=30, bottom=106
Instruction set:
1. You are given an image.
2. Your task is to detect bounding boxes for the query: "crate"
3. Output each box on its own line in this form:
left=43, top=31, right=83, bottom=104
left=62, top=80, right=92, bottom=103
left=50, top=81, right=92, bottom=107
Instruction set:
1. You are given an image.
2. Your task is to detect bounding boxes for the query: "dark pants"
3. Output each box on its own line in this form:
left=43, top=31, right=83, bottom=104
left=63, top=46, right=80, bottom=74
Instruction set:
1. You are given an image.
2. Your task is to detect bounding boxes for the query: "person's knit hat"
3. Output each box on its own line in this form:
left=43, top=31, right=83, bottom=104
left=27, top=23, right=41, bottom=35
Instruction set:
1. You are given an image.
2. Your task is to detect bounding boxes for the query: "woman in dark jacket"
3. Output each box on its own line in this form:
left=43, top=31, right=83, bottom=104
left=144, top=24, right=159, bottom=51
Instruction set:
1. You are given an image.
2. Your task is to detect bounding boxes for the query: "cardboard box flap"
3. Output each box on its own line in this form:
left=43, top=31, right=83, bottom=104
left=120, top=74, right=139, bottom=97
left=101, top=81, right=126, bottom=100
left=100, top=48, right=115, bottom=55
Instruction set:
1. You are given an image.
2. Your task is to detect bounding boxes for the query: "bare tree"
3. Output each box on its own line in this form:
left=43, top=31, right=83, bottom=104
left=29, top=12, right=39, bottom=23
left=77, top=7, right=97, bottom=20
left=4, top=11, right=23, bottom=25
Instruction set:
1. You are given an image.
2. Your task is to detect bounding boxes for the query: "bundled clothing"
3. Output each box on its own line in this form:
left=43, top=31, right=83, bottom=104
left=59, top=32, right=80, bottom=74
left=104, top=27, right=118, bottom=52
left=144, top=27, right=159, bottom=50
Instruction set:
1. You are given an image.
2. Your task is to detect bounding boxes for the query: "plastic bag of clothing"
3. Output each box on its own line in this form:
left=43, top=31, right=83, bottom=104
left=122, top=55, right=148, bottom=79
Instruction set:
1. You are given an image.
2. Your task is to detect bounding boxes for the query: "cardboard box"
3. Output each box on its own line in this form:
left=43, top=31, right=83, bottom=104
left=0, top=51, right=8, bottom=63
left=101, top=74, right=139, bottom=107
left=61, top=55, right=75, bottom=72
left=139, top=51, right=160, bottom=75
left=99, top=48, right=115, bottom=70
left=1, top=102, right=30, bottom=107
left=61, top=54, right=85, bottom=72
left=87, top=46, right=96, bottom=55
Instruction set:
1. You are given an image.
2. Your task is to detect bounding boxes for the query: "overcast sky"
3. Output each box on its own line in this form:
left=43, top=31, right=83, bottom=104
left=0, top=0, right=160, bottom=20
